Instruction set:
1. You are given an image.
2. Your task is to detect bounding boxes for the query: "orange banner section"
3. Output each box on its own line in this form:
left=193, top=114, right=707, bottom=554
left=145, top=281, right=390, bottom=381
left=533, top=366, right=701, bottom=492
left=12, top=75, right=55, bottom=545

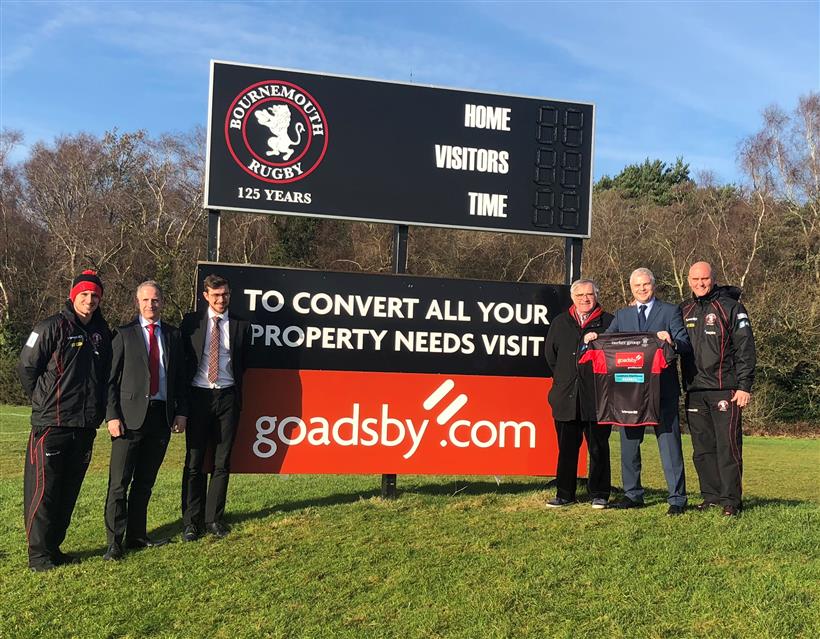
left=230, top=369, right=588, bottom=476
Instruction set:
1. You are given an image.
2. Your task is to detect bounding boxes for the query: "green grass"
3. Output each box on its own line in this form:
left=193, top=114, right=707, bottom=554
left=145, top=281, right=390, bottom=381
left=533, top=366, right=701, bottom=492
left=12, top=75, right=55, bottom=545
left=1, top=404, right=818, bottom=639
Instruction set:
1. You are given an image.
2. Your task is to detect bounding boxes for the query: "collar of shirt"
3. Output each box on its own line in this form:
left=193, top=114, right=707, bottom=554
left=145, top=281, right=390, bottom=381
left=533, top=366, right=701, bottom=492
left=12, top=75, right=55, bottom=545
left=638, top=297, right=656, bottom=316
left=139, top=316, right=162, bottom=330
left=207, top=308, right=228, bottom=323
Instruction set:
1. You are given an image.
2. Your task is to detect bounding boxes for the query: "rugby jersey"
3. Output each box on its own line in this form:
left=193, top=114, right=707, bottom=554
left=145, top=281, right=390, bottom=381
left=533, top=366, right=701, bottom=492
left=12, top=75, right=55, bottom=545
left=578, top=333, right=675, bottom=427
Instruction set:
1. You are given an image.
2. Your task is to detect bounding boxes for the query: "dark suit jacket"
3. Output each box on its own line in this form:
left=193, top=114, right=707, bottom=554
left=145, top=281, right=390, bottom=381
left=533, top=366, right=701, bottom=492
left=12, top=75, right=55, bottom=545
left=180, top=311, right=251, bottom=410
left=605, top=298, right=691, bottom=403
left=106, top=319, right=189, bottom=429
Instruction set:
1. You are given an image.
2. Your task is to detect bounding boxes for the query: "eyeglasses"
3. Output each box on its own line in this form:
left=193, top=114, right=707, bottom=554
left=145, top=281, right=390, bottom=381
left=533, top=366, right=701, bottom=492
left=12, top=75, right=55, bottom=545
left=572, top=293, right=596, bottom=299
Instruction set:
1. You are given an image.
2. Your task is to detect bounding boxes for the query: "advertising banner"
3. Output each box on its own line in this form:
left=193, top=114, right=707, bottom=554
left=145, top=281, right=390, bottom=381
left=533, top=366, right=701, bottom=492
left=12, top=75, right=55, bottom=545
left=205, top=61, right=595, bottom=238
left=196, top=262, right=580, bottom=475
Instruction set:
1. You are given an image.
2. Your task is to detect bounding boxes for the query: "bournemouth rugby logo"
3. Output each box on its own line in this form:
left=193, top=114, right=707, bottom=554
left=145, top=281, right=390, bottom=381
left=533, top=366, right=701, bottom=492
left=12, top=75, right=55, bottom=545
left=225, top=80, right=328, bottom=184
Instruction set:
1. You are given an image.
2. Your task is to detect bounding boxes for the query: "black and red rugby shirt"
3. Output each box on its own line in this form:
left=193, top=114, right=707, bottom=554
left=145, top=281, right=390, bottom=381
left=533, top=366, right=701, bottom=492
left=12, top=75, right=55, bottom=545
left=578, top=333, right=675, bottom=427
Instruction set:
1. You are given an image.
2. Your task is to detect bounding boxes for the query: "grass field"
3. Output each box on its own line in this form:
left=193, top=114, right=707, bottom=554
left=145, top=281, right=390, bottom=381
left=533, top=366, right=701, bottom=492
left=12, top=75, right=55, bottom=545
left=1, top=405, right=818, bottom=639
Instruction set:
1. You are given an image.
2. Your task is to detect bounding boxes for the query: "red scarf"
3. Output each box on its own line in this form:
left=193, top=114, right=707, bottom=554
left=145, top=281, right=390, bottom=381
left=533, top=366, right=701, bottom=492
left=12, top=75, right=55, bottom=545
left=570, top=304, right=602, bottom=329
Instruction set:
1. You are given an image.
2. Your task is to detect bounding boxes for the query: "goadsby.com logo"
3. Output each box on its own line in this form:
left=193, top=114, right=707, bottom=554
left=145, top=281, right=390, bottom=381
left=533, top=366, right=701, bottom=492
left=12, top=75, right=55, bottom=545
left=224, top=80, right=329, bottom=184
left=252, top=378, right=537, bottom=460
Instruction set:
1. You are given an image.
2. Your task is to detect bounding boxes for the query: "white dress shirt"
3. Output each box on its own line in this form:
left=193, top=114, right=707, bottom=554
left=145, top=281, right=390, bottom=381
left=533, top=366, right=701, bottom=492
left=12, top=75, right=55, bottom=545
left=192, top=308, right=235, bottom=389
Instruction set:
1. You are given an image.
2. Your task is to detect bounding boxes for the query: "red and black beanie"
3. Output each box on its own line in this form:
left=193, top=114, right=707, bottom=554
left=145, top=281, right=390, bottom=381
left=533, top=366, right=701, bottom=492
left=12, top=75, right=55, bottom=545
left=70, top=269, right=104, bottom=302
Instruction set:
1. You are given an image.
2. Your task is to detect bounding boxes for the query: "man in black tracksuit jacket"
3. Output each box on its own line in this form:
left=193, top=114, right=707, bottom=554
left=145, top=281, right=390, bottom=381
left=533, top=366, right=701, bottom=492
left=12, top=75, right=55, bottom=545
left=679, top=261, right=756, bottom=516
left=17, top=270, right=112, bottom=571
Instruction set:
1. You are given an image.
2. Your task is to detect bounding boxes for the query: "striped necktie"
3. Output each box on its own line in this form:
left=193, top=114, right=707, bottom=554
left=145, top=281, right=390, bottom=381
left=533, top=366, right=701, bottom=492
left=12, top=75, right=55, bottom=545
left=207, top=316, right=221, bottom=384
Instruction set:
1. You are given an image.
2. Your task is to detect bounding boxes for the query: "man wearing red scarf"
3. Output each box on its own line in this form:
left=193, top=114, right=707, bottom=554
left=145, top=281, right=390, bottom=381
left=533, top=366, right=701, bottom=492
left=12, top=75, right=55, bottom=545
left=543, top=279, right=613, bottom=508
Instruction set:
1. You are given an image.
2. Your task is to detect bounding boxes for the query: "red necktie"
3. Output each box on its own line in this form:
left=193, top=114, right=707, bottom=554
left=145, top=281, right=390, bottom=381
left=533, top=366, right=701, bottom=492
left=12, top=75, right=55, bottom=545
left=208, top=316, right=221, bottom=384
left=147, top=323, right=159, bottom=396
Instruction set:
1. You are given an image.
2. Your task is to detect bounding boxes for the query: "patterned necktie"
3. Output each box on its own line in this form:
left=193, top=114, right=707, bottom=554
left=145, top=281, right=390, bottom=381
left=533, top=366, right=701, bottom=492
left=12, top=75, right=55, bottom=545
left=638, top=305, right=647, bottom=331
left=147, top=323, right=159, bottom=396
left=207, top=316, right=221, bottom=384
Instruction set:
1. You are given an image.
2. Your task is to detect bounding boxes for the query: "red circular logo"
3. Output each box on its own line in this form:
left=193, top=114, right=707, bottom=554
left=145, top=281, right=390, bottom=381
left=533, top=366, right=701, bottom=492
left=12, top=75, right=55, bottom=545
left=224, top=80, right=328, bottom=184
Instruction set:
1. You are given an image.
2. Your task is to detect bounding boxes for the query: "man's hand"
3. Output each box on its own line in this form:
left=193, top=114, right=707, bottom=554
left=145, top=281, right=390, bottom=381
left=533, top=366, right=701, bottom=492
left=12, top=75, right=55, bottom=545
left=172, top=416, right=187, bottom=434
left=583, top=332, right=599, bottom=344
left=656, top=331, right=672, bottom=345
left=107, top=419, right=124, bottom=438
left=731, top=390, right=751, bottom=408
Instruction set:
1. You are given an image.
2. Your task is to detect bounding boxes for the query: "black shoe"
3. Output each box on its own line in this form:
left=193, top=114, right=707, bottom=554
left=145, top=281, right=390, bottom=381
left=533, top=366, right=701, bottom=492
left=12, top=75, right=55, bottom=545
left=666, top=504, right=685, bottom=516
left=54, top=550, right=80, bottom=566
left=611, top=497, right=644, bottom=509
left=125, top=536, right=170, bottom=550
left=722, top=505, right=742, bottom=517
left=546, top=497, right=575, bottom=508
left=182, top=525, right=201, bottom=542
left=103, top=543, right=123, bottom=561
left=30, top=561, right=58, bottom=573
left=695, top=501, right=719, bottom=511
left=205, top=521, right=231, bottom=538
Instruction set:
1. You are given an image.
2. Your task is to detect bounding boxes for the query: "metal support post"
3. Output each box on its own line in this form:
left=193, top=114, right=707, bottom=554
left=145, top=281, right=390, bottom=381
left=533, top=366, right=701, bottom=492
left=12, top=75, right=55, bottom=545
left=564, top=237, right=583, bottom=285
left=381, top=224, right=409, bottom=499
left=208, top=210, right=221, bottom=262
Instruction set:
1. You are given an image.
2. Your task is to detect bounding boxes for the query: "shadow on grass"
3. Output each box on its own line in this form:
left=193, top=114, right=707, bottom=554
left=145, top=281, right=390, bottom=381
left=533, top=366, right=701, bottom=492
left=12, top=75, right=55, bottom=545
left=65, top=487, right=810, bottom=561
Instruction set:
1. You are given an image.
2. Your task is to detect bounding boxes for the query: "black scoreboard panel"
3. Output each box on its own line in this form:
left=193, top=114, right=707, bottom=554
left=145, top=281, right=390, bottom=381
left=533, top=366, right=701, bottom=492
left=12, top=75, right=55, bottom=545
left=205, top=61, right=594, bottom=238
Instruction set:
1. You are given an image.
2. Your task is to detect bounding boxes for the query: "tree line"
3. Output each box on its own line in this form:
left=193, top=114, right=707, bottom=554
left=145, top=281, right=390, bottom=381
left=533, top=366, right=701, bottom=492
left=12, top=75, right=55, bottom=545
left=1, top=94, right=817, bottom=432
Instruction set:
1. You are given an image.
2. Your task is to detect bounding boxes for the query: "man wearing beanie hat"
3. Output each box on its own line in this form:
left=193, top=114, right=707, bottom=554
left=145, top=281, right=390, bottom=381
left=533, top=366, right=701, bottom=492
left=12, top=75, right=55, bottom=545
left=17, top=269, right=112, bottom=572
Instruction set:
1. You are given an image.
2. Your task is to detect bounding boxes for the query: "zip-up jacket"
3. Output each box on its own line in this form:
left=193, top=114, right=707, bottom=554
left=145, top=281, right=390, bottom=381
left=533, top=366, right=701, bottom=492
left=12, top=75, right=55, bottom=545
left=679, top=286, right=756, bottom=393
left=17, top=301, right=112, bottom=429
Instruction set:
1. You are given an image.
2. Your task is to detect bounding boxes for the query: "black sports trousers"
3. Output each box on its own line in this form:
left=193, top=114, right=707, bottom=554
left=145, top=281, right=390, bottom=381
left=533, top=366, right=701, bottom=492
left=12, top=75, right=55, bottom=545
left=24, top=427, right=95, bottom=568
left=686, top=389, right=743, bottom=508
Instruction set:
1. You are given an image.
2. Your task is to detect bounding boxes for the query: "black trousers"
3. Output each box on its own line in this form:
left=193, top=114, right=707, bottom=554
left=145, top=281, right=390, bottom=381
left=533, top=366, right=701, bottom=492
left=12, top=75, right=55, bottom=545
left=182, top=387, right=239, bottom=527
left=686, top=390, right=743, bottom=508
left=23, top=427, right=96, bottom=568
left=554, top=420, right=611, bottom=501
left=104, top=404, right=171, bottom=544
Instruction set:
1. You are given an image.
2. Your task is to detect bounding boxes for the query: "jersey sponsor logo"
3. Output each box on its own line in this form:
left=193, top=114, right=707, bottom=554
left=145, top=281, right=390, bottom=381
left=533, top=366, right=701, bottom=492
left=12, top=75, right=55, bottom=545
left=705, top=313, right=717, bottom=326
left=25, top=331, right=39, bottom=348
left=614, top=373, right=645, bottom=383
left=717, top=400, right=729, bottom=412
left=705, top=331, right=717, bottom=335
left=225, top=80, right=329, bottom=184
left=685, top=317, right=698, bottom=322
left=615, top=352, right=644, bottom=367
left=619, top=409, right=639, bottom=414
left=738, top=320, right=750, bottom=329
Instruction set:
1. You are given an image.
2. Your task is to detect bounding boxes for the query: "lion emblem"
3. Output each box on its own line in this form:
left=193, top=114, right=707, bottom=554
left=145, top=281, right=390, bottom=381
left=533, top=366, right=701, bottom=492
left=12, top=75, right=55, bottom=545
left=254, top=104, right=305, bottom=161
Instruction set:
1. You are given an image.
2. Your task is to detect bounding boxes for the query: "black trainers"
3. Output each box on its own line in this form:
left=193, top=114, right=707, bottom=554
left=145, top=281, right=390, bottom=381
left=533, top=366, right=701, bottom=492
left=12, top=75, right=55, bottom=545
left=182, top=525, right=201, bottom=542
left=29, top=562, right=57, bottom=573
left=54, top=550, right=80, bottom=566
left=695, top=501, right=719, bottom=512
left=546, top=497, right=575, bottom=508
left=611, top=497, right=644, bottom=509
left=103, top=542, right=123, bottom=561
left=205, top=521, right=231, bottom=538
left=722, top=505, right=742, bottom=517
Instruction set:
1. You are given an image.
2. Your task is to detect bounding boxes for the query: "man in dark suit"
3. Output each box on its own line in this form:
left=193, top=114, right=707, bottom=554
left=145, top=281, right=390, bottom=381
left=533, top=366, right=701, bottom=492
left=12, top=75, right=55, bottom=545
left=104, top=281, right=189, bottom=560
left=180, top=273, right=250, bottom=541
left=586, top=267, right=691, bottom=515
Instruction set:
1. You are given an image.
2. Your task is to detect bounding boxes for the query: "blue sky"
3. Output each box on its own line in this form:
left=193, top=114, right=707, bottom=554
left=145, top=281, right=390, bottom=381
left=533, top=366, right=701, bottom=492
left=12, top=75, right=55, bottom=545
left=1, top=0, right=818, bottom=184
